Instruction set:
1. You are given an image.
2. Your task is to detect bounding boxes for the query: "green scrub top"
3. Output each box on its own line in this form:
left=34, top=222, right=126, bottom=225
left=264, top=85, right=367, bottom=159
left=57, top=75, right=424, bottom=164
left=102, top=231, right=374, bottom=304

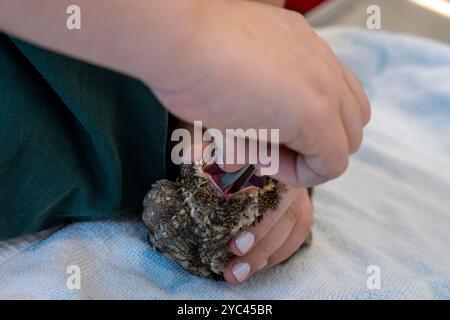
left=0, top=33, right=170, bottom=240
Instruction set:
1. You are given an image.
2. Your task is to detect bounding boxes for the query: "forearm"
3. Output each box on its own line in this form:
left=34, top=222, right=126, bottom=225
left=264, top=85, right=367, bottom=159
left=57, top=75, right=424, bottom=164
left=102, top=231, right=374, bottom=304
left=0, top=0, right=205, bottom=87
left=250, top=0, right=285, bottom=6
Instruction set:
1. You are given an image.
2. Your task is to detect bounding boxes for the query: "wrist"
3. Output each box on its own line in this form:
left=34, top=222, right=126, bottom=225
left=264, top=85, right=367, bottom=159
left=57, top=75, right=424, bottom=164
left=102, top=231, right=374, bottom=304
left=142, top=0, right=211, bottom=92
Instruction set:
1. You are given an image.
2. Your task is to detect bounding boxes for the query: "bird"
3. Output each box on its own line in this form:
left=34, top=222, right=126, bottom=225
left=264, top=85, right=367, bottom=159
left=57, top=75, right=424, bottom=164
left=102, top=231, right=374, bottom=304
left=142, top=162, right=288, bottom=279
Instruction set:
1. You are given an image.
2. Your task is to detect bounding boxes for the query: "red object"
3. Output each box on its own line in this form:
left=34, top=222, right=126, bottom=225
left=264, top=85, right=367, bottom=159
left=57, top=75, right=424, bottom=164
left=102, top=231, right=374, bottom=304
left=285, top=0, right=326, bottom=13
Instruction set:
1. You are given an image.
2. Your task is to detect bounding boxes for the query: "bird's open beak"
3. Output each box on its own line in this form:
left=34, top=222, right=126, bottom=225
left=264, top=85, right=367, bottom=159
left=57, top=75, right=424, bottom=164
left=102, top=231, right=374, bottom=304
left=203, top=164, right=266, bottom=200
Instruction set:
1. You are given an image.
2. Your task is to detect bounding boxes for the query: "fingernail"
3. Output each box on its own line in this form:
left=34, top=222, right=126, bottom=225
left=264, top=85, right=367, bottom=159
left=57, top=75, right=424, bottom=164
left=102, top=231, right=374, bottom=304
left=232, top=261, right=251, bottom=282
left=234, top=231, right=255, bottom=255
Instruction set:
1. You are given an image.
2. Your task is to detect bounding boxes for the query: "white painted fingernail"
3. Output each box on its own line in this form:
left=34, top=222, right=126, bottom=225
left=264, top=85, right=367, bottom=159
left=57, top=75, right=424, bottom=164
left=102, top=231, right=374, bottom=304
left=234, top=231, right=255, bottom=255
left=232, top=261, right=251, bottom=282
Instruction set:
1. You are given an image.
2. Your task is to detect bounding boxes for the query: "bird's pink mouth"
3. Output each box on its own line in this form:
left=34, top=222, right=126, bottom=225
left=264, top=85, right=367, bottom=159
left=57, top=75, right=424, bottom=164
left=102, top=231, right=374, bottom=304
left=203, top=163, right=266, bottom=199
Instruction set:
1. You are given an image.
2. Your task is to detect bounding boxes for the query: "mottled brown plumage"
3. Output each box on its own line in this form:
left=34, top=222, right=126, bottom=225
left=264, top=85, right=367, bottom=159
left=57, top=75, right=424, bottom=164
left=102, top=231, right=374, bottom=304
left=142, top=163, right=286, bottom=278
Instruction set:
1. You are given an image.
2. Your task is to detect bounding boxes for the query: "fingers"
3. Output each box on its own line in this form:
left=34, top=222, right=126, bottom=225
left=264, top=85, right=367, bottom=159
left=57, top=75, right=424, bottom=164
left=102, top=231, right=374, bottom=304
left=229, top=186, right=300, bottom=256
left=293, top=68, right=367, bottom=179
left=285, top=111, right=350, bottom=187
left=303, top=42, right=366, bottom=163
left=218, top=116, right=350, bottom=188
left=315, top=37, right=371, bottom=128
left=340, top=64, right=371, bottom=126
left=338, top=84, right=364, bottom=154
left=224, top=199, right=299, bottom=284
left=224, top=188, right=313, bottom=285
left=265, top=194, right=313, bottom=268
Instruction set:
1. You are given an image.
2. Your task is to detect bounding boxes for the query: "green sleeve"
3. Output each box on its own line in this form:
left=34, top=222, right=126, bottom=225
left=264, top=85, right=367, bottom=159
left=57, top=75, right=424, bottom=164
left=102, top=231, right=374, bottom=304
left=0, top=33, right=169, bottom=240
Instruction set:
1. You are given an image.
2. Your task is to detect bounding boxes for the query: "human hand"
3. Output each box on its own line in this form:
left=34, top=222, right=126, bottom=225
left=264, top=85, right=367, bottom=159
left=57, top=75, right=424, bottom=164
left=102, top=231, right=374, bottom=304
left=249, top=0, right=286, bottom=7
left=224, top=186, right=313, bottom=284
left=151, top=0, right=370, bottom=188
left=1, top=0, right=369, bottom=188
left=180, top=132, right=313, bottom=285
